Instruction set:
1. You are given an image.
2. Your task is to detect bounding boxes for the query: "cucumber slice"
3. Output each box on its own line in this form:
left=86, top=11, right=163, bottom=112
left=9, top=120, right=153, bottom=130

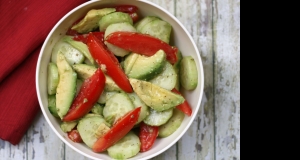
left=180, top=56, right=198, bottom=90
left=103, top=93, right=135, bottom=125
left=128, top=93, right=150, bottom=124
left=127, top=50, right=166, bottom=81
left=48, top=95, right=59, bottom=118
left=56, top=53, right=77, bottom=119
left=60, top=121, right=78, bottom=133
left=51, top=36, right=85, bottom=65
left=71, top=8, right=116, bottom=33
left=47, top=63, right=59, bottom=95
left=97, top=90, right=106, bottom=104
left=135, top=16, right=160, bottom=32
left=64, top=36, right=95, bottom=65
left=130, top=78, right=185, bottom=112
left=99, top=12, right=133, bottom=32
left=77, top=116, right=109, bottom=148
left=173, top=50, right=183, bottom=90
left=140, top=19, right=172, bottom=44
left=143, top=108, right=173, bottom=126
left=149, top=62, right=177, bottom=90
left=91, top=103, right=104, bottom=115
left=159, top=109, right=185, bottom=138
left=104, top=22, right=137, bottom=57
left=107, top=132, right=141, bottom=159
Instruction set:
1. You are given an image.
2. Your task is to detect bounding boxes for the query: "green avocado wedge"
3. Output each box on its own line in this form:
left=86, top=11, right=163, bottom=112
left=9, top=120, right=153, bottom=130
left=56, top=52, right=77, bottom=119
left=129, top=78, right=185, bottom=112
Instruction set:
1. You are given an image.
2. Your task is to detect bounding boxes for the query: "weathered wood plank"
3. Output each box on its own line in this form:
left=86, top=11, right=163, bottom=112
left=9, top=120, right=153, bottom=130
left=65, top=145, right=91, bottom=160
left=176, top=0, right=215, bottom=159
left=26, top=112, right=65, bottom=160
left=213, top=0, right=240, bottom=159
left=0, top=136, right=27, bottom=160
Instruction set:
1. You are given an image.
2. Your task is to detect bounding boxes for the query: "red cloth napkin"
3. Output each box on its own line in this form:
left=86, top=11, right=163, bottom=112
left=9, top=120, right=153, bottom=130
left=0, top=0, right=87, bottom=145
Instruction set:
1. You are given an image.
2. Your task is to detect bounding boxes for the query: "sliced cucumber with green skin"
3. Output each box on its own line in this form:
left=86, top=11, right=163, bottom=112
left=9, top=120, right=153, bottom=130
left=48, top=95, right=59, bottom=118
left=124, top=53, right=139, bottom=75
left=149, top=61, right=177, bottom=90
left=180, top=56, right=198, bottom=90
left=99, top=12, right=133, bottom=32
left=135, top=16, right=160, bottom=32
left=127, top=50, right=166, bottom=81
left=107, top=131, right=141, bottom=159
left=173, top=50, right=183, bottom=90
left=60, top=121, right=78, bottom=133
left=159, top=109, right=185, bottom=138
left=73, top=64, right=121, bottom=92
left=51, top=36, right=85, bottom=65
left=128, top=93, right=150, bottom=124
left=97, top=90, right=106, bottom=104
left=71, top=8, right=116, bottom=33
left=140, top=19, right=172, bottom=44
left=143, top=108, right=173, bottom=126
left=47, top=63, right=59, bottom=95
left=103, top=93, right=135, bottom=125
left=105, top=91, right=120, bottom=101
left=64, top=36, right=95, bottom=65
left=130, top=78, right=185, bottom=112
left=77, top=116, right=109, bottom=148
left=91, top=103, right=104, bottom=115
left=56, top=53, right=77, bottom=119
left=104, top=22, right=137, bottom=57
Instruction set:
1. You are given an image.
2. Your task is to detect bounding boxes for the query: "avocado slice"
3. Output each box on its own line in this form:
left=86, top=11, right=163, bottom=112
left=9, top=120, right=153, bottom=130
left=71, top=8, right=116, bottom=33
left=56, top=52, right=77, bottom=119
left=129, top=78, right=185, bottom=112
left=127, top=50, right=166, bottom=81
left=72, top=64, right=121, bottom=92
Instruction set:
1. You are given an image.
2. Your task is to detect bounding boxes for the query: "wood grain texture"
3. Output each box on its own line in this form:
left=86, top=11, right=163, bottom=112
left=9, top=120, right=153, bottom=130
left=176, top=0, right=214, bottom=159
left=213, top=0, right=240, bottom=159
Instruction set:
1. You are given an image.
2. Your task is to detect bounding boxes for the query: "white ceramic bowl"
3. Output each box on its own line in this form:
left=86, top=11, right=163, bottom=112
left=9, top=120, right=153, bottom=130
left=36, top=0, right=204, bottom=159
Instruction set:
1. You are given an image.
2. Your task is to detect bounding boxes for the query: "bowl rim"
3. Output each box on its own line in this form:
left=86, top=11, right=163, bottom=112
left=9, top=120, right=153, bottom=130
left=36, top=0, right=205, bottom=159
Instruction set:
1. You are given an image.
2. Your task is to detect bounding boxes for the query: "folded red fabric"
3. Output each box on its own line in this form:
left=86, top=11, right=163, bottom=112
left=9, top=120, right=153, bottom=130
left=0, top=0, right=87, bottom=145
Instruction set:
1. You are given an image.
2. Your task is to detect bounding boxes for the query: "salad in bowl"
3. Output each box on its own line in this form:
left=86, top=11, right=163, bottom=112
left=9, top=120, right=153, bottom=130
left=36, top=0, right=204, bottom=159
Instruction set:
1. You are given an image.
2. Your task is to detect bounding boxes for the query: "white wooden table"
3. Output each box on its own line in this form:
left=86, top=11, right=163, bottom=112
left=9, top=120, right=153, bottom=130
left=0, top=0, right=240, bottom=159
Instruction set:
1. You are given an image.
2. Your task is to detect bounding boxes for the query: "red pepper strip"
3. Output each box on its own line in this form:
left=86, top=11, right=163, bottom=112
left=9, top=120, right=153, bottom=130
left=66, top=17, right=84, bottom=36
left=139, top=122, right=159, bottom=152
left=63, top=69, right=106, bottom=122
left=115, top=5, right=138, bottom=13
left=106, top=32, right=178, bottom=65
left=73, top=32, right=105, bottom=44
left=129, top=12, right=139, bottom=23
left=171, top=88, right=193, bottom=116
left=87, top=32, right=133, bottom=93
left=68, top=129, right=83, bottom=143
left=92, top=107, right=141, bottom=153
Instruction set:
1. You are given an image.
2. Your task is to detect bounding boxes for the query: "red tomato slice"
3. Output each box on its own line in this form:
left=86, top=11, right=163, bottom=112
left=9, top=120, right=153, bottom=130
left=171, top=88, right=193, bottom=116
left=73, top=32, right=105, bottom=44
left=139, top=122, right=159, bottom=152
left=92, top=107, right=141, bottom=153
left=129, top=12, right=139, bottom=23
left=106, top=32, right=178, bottom=64
left=68, top=129, right=83, bottom=143
left=115, top=5, right=138, bottom=13
left=63, top=69, right=106, bottom=122
left=87, top=32, right=133, bottom=93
